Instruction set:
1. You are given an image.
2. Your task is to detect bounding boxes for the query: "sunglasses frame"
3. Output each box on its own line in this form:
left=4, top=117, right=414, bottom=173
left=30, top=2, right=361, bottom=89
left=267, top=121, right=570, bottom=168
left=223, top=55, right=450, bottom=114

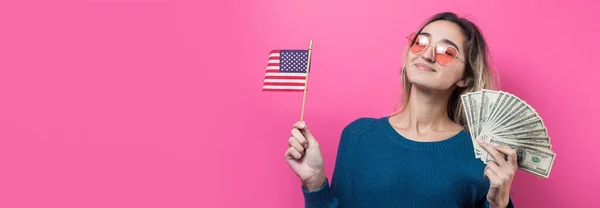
left=406, top=33, right=465, bottom=65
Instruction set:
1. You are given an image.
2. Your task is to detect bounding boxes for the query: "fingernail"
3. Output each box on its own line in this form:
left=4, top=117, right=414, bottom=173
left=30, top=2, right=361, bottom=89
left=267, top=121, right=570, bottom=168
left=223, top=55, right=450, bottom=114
left=300, top=121, right=306, bottom=128
left=493, top=143, right=500, bottom=147
left=476, top=138, right=483, bottom=143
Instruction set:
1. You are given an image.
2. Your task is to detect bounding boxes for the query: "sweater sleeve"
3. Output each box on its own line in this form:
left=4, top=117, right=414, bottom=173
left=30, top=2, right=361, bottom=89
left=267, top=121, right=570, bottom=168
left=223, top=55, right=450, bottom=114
left=301, top=178, right=339, bottom=208
left=301, top=118, right=374, bottom=208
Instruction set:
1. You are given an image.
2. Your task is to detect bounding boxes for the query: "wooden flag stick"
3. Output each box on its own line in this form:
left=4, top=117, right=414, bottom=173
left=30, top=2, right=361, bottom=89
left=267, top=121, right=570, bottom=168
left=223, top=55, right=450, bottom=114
left=300, top=40, right=313, bottom=122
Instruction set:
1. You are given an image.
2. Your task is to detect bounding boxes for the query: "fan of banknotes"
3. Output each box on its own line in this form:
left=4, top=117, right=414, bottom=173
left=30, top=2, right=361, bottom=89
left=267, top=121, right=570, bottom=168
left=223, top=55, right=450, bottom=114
left=461, top=89, right=555, bottom=178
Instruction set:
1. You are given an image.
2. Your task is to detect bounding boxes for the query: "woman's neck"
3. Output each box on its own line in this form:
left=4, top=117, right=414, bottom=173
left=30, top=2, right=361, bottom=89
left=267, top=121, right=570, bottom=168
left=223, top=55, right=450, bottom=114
left=395, top=85, right=455, bottom=134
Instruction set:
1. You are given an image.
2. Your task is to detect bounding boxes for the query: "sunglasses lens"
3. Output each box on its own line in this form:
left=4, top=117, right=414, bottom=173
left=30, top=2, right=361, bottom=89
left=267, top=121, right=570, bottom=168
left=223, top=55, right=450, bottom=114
left=407, top=33, right=460, bottom=65
left=408, top=34, right=426, bottom=53
left=407, top=33, right=417, bottom=44
left=435, top=45, right=457, bottom=65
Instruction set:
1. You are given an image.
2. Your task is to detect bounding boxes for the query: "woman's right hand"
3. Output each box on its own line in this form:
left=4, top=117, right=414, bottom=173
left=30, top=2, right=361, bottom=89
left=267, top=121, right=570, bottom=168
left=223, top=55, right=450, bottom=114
left=285, top=121, right=327, bottom=191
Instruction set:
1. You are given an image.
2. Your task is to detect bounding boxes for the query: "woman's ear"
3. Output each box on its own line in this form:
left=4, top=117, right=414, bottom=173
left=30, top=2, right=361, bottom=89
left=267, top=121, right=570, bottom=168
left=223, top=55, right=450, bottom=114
left=456, top=77, right=468, bottom=88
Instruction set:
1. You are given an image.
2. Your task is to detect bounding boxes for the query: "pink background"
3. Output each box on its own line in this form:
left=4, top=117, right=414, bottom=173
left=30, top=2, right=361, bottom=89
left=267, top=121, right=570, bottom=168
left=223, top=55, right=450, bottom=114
left=1, top=0, right=598, bottom=207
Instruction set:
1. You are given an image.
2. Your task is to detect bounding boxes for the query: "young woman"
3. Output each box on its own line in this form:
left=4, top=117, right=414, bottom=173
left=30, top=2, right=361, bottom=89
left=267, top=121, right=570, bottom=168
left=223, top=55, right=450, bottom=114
left=285, top=12, right=516, bottom=208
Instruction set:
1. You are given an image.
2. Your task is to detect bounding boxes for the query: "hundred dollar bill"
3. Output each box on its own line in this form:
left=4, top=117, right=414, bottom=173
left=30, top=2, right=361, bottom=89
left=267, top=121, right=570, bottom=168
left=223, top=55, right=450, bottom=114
left=483, top=91, right=508, bottom=134
left=481, top=94, right=513, bottom=136
left=487, top=103, right=529, bottom=133
left=485, top=137, right=555, bottom=178
left=469, top=92, right=482, bottom=137
left=491, top=113, right=538, bottom=134
left=478, top=90, right=499, bottom=137
left=514, top=141, right=552, bottom=150
left=503, top=136, right=551, bottom=144
left=487, top=94, right=522, bottom=133
left=468, top=92, right=483, bottom=157
left=489, top=135, right=552, bottom=150
left=461, top=94, right=481, bottom=158
left=495, top=128, right=548, bottom=138
left=488, top=96, right=542, bottom=134
left=492, top=118, right=546, bottom=136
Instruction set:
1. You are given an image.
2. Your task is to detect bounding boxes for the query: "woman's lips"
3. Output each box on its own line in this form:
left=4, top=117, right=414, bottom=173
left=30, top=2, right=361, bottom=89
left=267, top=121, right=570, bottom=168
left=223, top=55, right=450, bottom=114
left=415, top=63, right=436, bottom=72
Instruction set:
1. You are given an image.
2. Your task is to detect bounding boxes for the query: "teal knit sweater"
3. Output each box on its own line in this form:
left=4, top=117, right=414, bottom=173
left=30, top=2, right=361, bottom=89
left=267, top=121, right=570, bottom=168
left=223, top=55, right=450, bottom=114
left=302, top=117, right=515, bottom=208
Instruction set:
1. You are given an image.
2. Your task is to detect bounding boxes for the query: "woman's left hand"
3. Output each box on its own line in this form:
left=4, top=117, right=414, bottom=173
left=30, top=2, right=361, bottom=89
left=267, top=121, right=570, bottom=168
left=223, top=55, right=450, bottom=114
left=477, top=138, right=517, bottom=208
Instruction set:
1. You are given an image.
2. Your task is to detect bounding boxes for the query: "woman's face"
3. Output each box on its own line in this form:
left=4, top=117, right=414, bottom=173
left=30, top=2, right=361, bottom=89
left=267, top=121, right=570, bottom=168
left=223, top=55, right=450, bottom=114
left=405, top=20, right=468, bottom=91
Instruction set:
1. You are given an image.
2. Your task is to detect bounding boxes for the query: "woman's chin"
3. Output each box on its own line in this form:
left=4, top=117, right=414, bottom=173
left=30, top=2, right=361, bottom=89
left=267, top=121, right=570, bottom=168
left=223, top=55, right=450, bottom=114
left=411, top=82, right=436, bottom=90
left=409, top=80, right=449, bottom=92
left=408, top=76, right=437, bottom=88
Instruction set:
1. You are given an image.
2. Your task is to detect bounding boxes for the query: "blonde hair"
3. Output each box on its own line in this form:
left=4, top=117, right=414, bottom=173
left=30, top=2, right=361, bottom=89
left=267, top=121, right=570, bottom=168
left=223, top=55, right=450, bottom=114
left=392, top=12, right=499, bottom=131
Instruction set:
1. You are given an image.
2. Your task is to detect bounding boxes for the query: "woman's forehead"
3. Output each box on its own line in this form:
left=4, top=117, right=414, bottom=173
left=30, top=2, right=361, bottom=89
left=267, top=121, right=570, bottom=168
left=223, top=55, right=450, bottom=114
left=421, top=20, right=465, bottom=47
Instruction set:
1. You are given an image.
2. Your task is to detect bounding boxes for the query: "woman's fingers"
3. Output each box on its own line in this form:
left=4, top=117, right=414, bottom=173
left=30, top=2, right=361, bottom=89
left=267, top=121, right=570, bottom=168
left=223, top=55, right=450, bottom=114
left=288, top=137, right=305, bottom=155
left=291, top=128, right=308, bottom=149
left=293, top=121, right=306, bottom=129
left=493, top=144, right=519, bottom=170
left=285, top=146, right=303, bottom=160
left=477, top=139, right=509, bottom=167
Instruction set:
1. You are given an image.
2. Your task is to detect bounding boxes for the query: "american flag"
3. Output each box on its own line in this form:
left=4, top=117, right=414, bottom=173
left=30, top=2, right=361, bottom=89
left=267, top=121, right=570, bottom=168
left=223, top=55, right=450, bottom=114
left=262, top=49, right=310, bottom=92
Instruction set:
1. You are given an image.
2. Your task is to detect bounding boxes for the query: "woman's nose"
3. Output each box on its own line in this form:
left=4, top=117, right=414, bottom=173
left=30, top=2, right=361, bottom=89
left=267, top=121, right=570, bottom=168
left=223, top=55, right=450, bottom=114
left=421, top=45, right=435, bottom=62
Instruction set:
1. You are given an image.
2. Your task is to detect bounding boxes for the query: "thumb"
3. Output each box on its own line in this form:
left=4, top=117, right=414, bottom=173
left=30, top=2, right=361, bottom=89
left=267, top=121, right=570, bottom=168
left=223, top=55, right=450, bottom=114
left=300, top=122, right=318, bottom=145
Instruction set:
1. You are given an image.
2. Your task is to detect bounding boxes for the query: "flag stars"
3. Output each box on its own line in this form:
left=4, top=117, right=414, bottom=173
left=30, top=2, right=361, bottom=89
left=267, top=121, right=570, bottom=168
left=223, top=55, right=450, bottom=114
left=279, top=50, right=309, bottom=72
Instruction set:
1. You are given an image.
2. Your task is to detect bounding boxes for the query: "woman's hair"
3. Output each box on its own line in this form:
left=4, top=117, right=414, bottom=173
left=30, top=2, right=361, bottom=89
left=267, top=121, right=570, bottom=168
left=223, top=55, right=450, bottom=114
left=394, top=12, right=499, bottom=131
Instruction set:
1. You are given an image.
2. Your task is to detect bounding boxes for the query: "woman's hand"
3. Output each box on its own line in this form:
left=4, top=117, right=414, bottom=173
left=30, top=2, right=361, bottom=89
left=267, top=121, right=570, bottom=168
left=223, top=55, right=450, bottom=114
left=285, top=121, right=326, bottom=191
left=477, top=138, right=517, bottom=208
